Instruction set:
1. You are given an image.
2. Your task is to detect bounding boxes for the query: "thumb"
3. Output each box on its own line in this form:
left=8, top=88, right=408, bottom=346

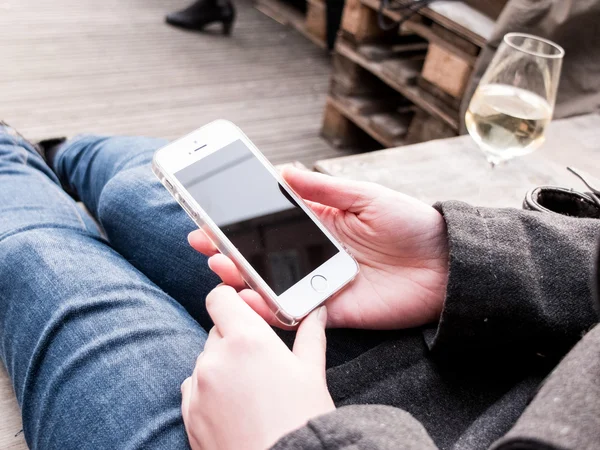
left=293, top=306, right=328, bottom=375
left=282, top=167, right=379, bottom=213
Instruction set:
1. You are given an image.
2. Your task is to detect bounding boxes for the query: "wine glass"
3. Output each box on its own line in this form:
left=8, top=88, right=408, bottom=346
left=465, top=33, right=564, bottom=167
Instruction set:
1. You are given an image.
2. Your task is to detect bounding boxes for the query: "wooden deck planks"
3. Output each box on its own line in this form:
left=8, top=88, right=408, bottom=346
left=0, top=0, right=354, bottom=166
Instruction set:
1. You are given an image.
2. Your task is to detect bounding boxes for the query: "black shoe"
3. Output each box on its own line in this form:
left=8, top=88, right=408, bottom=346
left=166, top=0, right=236, bottom=35
left=36, top=137, right=80, bottom=201
left=36, top=137, right=67, bottom=166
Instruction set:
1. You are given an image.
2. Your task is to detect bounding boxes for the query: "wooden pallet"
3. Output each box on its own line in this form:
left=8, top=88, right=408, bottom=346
left=323, top=95, right=410, bottom=148
left=256, top=0, right=327, bottom=49
left=321, top=0, right=505, bottom=149
left=357, top=0, right=496, bottom=98
left=335, top=40, right=458, bottom=129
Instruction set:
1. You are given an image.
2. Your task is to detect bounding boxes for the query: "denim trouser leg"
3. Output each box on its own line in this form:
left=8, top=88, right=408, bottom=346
left=52, top=136, right=220, bottom=328
left=50, top=135, right=393, bottom=367
left=0, top=129, right=203, bottom=449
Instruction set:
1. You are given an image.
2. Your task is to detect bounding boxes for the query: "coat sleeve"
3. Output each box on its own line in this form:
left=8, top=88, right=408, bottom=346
left=491, top=323, right=600, bottom=450
left=427, top=201, right=600, bottom=361
left=271, top=405, right=438, bottom=450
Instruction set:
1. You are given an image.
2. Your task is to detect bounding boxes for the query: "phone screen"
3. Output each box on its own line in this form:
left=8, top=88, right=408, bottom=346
left=174, top=139, right=339, bottom=295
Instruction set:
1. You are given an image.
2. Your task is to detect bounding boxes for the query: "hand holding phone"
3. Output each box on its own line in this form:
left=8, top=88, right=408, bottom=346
left=153, top=121, right=358, bottom=325
left=190, top=166, right=451, bottom=330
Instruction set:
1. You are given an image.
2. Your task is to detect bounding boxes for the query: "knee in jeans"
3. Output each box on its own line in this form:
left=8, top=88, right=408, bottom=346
left=97, top=166, right=169, bottom=231
left=0, top=228, right=64, bottom=274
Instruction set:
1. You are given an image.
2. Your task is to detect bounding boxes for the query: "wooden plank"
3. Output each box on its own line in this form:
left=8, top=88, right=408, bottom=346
left=357, top=42, right=428, bottom=62
left=335, top=94, right=404, bottom=115
left=305, top=0, right=327, bottom=43
left=330, top=75, right=389, bottom=97
left=340, top=0, right=387, bottom=43
left=369, top=112, right=411, bottom=141
left=327, top=96, right=405, bottom=147
left=381, top=58, right=423, bottom=85
left=0, top=368, right=26, bottom=450
left=321, top=100, right=358, bottom=147
left=0, top=0, right=349, bottom=168
left=335, top=39, right=460, bottom=130
left=463, top=0, right=508, bottom=20
left=421, top=43, right=473, bottom=98
left=256, top=0, right=327, bottom=48
left=402, top=18, right=478, bottom=65
left=425, top=1, right=495, bottom=46
left=359, top=0, right=479, bottom=65
left=315, top=114, right=600, bottom=208
left=332, top=53, right=364, bottom=87
left=417, top=77, right=462, bottom=110
left=358, top=0, right=494, bottom=48
left=405, top=108, right=457, bottom=144
left=430, top=23, right=479, bottom=56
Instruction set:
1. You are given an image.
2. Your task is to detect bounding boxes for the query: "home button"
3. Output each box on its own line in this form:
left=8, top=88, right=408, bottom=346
left=310, top=275, right=328, bottom=292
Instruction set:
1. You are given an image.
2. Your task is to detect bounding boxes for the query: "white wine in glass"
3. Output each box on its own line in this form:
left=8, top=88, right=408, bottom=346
left=466, top=33, right=564, bottom=166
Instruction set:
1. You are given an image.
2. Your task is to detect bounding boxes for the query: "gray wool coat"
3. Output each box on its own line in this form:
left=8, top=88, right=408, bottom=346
left=272, top=201, right=600, bottom=450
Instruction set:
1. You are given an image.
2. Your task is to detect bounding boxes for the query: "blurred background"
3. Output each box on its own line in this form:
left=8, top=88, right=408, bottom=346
left=0, top=0, right=348, bottom=166
left=2, top=0, right=598, bottom=169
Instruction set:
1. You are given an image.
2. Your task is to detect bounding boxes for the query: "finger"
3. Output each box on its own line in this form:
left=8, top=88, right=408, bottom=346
left=205, top=285, right=267, bottom=336
left=237, top=289, right=277, bottom=323
left=188, top=229, right=219, bottom=256
left=208, top=325, right=223, bottom=341
left=185, top=369, right=207, bottom=450
left=199, top=326, right=223, bottom=358
left=181, top=376, right=192, bottom=425
left=282, top=167, right=379, bottom=213
left=208, top=254, right=246, bottom=290
left=238, top=289, right=296, bottom=330
left=292, top=306, right=328, bottom=375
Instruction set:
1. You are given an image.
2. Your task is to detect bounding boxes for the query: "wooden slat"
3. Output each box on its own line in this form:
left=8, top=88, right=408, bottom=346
left=305, top=0, right=327, bottom=43
left=421, top=43, right=473, bottom=98
left=360, top=0, right=479, bottom=65
left=360, top=0, right=495, bottom=47
left=405, top=108, right=457, bottom=144
left=0, top=0, right=350, bottom=168
left=335, top=40, right=459, bottom=130
left=340, top=0, right=387, bottom=43
left=463, top=0, right=508, bottom=20
left=425, top=1, right=495, bottom=46
left=327, top=96, right=405, bottom=147
left=417, top=77, right=462, bottom=110
left=0, top=367, right=25, bottom=449
left=255, top=0, right=327, bottom=48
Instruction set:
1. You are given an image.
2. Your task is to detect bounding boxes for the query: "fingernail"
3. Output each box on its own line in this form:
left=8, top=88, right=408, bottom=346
left=317, top=306, right=327, bottom=326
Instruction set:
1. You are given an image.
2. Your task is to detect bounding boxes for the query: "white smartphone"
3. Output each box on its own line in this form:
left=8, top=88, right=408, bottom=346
left=152, top=120, right=359, bottom=326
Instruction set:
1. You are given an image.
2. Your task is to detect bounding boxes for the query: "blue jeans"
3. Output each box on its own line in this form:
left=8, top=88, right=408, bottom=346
left=0, top=127, right=389, bottom=450
left=0, top=127, right=220, bottom=449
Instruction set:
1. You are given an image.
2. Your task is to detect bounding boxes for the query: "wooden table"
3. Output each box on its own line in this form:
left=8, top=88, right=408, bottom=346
left=315, top=114, right=600, bottom=208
